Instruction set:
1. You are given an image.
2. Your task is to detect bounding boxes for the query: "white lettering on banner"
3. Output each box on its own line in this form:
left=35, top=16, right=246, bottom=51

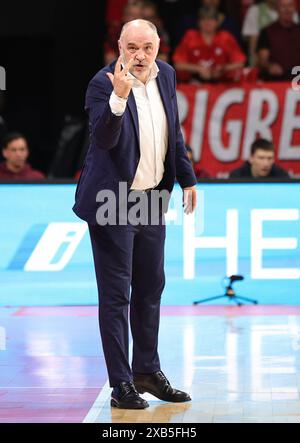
left=209, top=89, right=244, bottom=162
left=24, top=223, right=87, bottom=271
left=177, top=84, right=300, bottom=174
left=279, top=89, right=300, bottom=160
left=183, top=209, right=238, bottom=279
left=0, top=327, right=6, bottom=351
left=243, top=89, right=278, bottom=159
left=251, top=209, right=300, bottom=279
left=291, top=66, right=300, bottom=91
left=190, top=90, right=208, bottom=162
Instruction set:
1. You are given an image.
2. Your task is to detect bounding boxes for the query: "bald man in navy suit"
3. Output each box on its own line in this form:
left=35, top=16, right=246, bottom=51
left=73, top=19, right=197, bottom=409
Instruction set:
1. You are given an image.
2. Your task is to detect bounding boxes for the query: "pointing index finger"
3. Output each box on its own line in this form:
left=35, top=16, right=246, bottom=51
left=123, top=57, right=135, bottom=75
left=115, top=56, right=122, bottom=74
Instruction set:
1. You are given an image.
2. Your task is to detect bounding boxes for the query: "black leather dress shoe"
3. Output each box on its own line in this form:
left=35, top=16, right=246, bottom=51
left=133, top=371, right=191, bottom=403
left=111, top=381, right=149, bottom=409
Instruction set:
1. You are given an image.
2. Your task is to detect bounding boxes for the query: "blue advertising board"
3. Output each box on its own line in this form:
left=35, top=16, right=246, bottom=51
left=0, top=183, right=299, bottom=306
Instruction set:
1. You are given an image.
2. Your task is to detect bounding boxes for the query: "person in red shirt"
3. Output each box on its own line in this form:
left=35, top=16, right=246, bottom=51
left=0, top=132, right=45, bottom=180
left=105, top=0, right=129, bottom=25
left=173, top=6, right=246, bottom=82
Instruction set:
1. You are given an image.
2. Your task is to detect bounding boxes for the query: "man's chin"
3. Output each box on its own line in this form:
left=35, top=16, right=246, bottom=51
left=133, top=67, right=147, bottom=73
left=131, top=69, right=149, bottom=81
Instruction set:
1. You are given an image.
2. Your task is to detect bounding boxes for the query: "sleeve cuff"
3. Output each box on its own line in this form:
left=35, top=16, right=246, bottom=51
left=109, top=91, right=127, bottom=116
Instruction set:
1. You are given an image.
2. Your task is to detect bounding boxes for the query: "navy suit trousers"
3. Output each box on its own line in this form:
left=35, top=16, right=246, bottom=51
left=88, top=197, right=166, bottom=387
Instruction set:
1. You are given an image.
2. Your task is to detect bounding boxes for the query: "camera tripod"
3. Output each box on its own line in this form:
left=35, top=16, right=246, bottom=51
left=193, top=275, right=258, bottom=306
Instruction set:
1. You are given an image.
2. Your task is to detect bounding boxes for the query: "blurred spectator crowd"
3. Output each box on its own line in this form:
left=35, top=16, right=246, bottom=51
left=1, top=0, right=299, bottom=180
left=105, top=0, right=300, bottom=83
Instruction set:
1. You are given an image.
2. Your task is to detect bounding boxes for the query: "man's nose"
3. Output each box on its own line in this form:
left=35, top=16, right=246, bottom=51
left=135, top=49, right=145, bottom=60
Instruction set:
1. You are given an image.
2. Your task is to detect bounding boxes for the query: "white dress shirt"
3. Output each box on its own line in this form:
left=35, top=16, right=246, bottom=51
left=109, top=63, right=168, bottom=190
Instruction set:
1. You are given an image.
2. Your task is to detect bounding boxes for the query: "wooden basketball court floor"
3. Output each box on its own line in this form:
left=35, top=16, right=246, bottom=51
left=1, top=305, right=300, bottom=423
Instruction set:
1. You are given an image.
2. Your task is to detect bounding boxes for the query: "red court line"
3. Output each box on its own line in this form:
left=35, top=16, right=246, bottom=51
left=12, top=305, right=300, bottom=317
left=13, top=306, right=97, bottom=317
left=0, top=387, right=104, bottom=423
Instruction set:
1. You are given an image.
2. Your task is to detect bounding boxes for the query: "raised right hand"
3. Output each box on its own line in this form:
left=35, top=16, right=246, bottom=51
left=106, top=56, right=135, bottom=99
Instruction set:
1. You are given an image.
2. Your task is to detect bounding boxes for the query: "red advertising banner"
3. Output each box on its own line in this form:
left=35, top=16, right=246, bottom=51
left=177, top=82, right=300, bottom=178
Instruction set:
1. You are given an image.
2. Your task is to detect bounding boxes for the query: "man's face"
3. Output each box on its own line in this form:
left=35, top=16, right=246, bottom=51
left=119, top=23, right=159, bottom=83
left=202, top=0, right=220, bottom=8
left=199, top=17, right=219, bottom=34
left=277, top=0, right=296, bottom=23
left=142, top=5, right=157, bottom=22
left=249, top=149, right=275, bottom=177
left=122, top=5, right=143, bottom=23
left=2, top=138, right=29, bottom=169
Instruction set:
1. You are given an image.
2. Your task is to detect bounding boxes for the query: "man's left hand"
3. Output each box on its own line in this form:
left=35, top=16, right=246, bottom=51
left=183, top=186, right=197, bottom=214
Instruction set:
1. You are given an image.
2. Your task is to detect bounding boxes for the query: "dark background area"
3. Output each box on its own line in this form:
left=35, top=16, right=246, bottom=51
left=0, top=0, right=106, bottom=173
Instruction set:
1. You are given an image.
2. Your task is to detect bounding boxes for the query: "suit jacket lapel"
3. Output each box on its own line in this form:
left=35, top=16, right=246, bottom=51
left=124, top=68, right=173, bottom=151
left=156, top=71, right=173, bottom=149
left=109, top=60, right=140, bottom=146
left=127, top=92, right=140, bottom=145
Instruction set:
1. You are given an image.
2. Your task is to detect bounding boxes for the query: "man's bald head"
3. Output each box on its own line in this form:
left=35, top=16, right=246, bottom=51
left=118, top=19, right=160, bottom=84
left=119, top=19, right=159, bottom=43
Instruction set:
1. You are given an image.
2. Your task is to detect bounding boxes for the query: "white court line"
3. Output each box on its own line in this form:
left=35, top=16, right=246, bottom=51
left=83, top=342, right=134, bottom=423
left=82, top=379, right=111, bottom=423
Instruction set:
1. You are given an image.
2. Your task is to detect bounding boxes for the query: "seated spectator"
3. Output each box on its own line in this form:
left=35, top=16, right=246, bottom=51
left=104, top=0, right=170, bottom=64
left=179, top=0, right=242, bottom=47
left=229, top=138, right=289, bottom=178
left=242, top=0, right=298, bottom=66
left=173, top=7, right=246, bottom=83
left=0, top=132, right=45, bottom=180
left=105, top=0, right=129, bottom=27
left=243, top=0, right=278, bottom=65
left=186, top=145, right=211, bottom=178
left=141, top=1, right=170, bottom=61
left=256, top=0, right=300, bottom=81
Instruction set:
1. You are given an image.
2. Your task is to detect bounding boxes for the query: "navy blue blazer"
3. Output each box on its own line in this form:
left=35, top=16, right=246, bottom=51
left=73, top=59, right=197, bottom=223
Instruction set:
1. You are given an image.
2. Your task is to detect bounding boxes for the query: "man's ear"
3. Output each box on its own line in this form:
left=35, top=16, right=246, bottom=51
left=156, top=38, right=160, bottom=56
left=118, top=40, right=122, bottom=54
